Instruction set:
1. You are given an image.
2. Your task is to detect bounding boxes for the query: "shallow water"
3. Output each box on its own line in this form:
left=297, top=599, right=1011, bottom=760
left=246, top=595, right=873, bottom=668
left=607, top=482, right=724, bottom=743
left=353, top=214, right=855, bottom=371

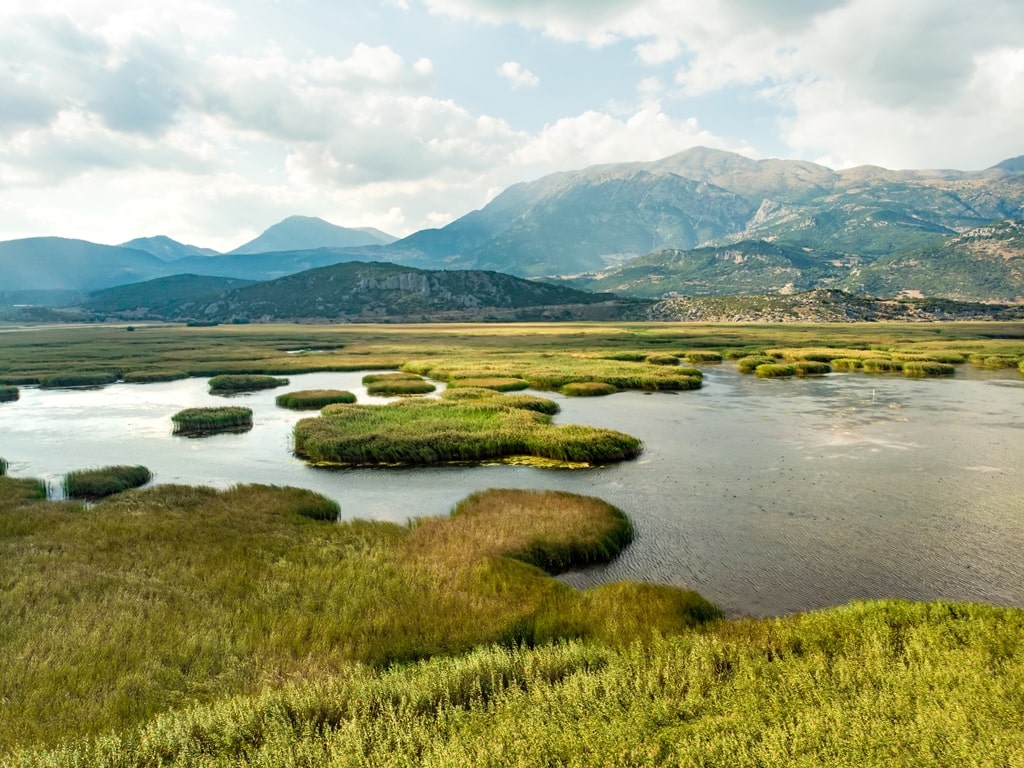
left=2, top=367, right=1022, bottom=617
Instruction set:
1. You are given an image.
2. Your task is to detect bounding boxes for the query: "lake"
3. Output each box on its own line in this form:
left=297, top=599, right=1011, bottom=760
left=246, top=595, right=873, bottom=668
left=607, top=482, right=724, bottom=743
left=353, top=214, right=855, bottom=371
left=2, top=366, right=1022, bottom=618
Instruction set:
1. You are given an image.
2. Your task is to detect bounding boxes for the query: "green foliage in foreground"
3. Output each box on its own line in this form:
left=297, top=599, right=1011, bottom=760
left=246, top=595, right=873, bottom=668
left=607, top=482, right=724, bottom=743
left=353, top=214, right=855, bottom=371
left=62, top=465, right=152, bottom=500
left=560, top=381, right=618, bottom=397
left=38, top=371, right=117, bottom=388
left=0, top=384, right=18, bottom=402
left=275, top=389, right=357, bottom=410
left=294, top=397, right=641, bottom=466
left=122, top=369, right=189, bottom=383
left=208, top=374, right=289, bottom=393
left=11, top=600, right=1024, bottom=767
left=0, top=483, right=715, bottom=752
left=171, top=406, right=253, bottom=435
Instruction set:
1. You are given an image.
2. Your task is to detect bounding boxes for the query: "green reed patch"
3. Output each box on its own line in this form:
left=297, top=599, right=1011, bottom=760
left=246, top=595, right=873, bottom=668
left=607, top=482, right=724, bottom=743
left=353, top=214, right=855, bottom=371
left=970, top=354, right=1021, bottom=369
left=755, top=363, right=797, bottom=378
left=0, top=475, right=48, bottom=509
left=645, top=353, right=680, bottom=366
left=208, top=374, right=289, bottom=393
left=903, top=361, right=957, bottom=377
left=293, top=397, right=640, bottom=467
left=560, top=381, right=618, bottom=397
left=681, top=350, right=723, bottom=362
left=38, top=371, right=118, bottom=388
left=447, top=377, right=530, bottom=392
left=0, top=457, right=6, bottom=476
left=736, top=355, right=777, bottom=373
left=362, top=372, right=424, bottom=384
left=829, top=357, right=864, bottom=371
left=62, top=465, right=152, bottom=500
left=275, top=389, right=357, bottom=410
left=862, top=358, right=904, bottom=373
left=794, top=361, right=831, bottom=376
left=171, top=406, right=253, bottom=435
left=0, top=385, right=18, bottom=402
left=366, top=378, right=437, bottom=396
left=122, top=370, right=189, bottom=383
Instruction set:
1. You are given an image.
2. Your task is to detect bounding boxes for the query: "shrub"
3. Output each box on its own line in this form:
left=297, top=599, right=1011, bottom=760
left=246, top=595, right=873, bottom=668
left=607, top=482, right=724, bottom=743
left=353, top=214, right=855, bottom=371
left=862, top=358, right=904, bottom=373
left=737, top=355, right=776, bottom=373
left=794, top=361, right=831, bottom=376
left=208, top=374, right=289, bottom=393
left=645, top=353, right=680, bottom=366
left=560, top=382, right=618, bottom=397
left=903, top=362, right=956, bottom=377
left=38, top=371, right=118, bottom=388
left=0, top=385, right=18, bottom=402
left=755, top=363, right=797, bottom=378
left=62, top=465, right=152, bottom=500
left=172, top=406, right=253, bottom=435
left=122, top=370, right=189, bottom=383
left=276, top=390, right=357, bottom=410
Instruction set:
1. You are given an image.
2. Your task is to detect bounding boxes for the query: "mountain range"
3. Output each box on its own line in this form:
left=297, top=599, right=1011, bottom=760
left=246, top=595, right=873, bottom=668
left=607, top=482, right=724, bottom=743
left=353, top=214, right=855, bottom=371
left=1, top=148, right=1023, bottom=307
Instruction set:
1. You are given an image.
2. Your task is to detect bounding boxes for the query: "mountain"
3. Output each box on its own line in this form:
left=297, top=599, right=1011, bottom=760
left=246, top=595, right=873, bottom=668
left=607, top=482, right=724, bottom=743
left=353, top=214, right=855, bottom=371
left=168, top=247, right=391, bottom=282
left=228, top=216, right=397, bottom=254
left=0, top=237, right=168, bottom=291
left=373, top=147, right=1024, bottom=280
left=120, top=236, right=219, bottom=261
left=177, top=261, right=632, bottom=323
left=82, top=275, right=257, bottom=317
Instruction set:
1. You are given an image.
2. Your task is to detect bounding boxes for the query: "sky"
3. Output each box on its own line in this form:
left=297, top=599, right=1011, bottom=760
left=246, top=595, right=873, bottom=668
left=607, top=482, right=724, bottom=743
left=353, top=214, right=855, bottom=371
left=1, top=0, right=1022, bottom=251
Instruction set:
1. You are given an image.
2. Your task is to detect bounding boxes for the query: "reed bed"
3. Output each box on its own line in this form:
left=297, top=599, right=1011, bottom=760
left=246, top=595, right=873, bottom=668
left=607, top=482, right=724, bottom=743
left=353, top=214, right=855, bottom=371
left=794, top=361, right=831, bottom=376
left=902, top=361, right=957, bottom=377
left=645, top=353, right=680, bottom=366
left=293, top=398, right=640, bottom=466
left=207, top=374, right=289, bottom=393
left=366, top=378, right=437, bottom=396
left=122, top=370, right=189, bottom=383
left=0, top=385, right=18, bottom=402
left=736, top=355, right=777, bottom=373
left=560, top=381, right=618, bottom=397
left=62, top=465, right=152, bottom=500
left=0, top=457, right=7, bottom=476
left=681, top=350, right=723, bottom=362
left=755, top=363, right=797, bottom=378
left=970, top=354, right=1021, bottom=369
left=439, top=388, right=560, bottom=414
left=862, top=358, right=904, bottom=373
left=362, top=372, right=424, bottom=384
left=171, top=406, right=253, bottom=435
left=447, top=377, right=530, bottom=392
left=38, top=371, right=118, bottom=388
left=275, top=389, right=357, bottom=410
left=0, top=475, right=49, bottom=508
left=829, top=357, right=864, bottom=371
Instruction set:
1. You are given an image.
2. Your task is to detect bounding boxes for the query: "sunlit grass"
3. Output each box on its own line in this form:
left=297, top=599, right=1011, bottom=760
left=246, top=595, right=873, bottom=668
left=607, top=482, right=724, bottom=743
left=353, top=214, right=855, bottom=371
left=560, top=381, right=618, bottom=396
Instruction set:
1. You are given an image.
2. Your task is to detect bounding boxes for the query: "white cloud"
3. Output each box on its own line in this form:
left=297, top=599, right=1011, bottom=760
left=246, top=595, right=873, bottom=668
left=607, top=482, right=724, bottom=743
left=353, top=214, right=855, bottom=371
left=497, top=61, right=539, bottom=89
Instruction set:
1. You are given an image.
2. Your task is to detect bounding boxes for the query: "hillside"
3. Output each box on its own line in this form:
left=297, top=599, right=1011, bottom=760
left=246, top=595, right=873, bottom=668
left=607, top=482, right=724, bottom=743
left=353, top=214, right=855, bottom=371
left=179, top=261, right=633, bottom=322
left=120, top=236, right=219, bottom=261
left=82, top=275, right=257, bottom=317
left=0, top=238, right=168, bottom=291
left=229, top=215, right=396, bottom=254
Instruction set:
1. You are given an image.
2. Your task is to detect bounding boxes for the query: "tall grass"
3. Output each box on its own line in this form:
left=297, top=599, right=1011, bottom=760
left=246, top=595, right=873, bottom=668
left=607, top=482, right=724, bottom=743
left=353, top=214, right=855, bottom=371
left=171, top=406, right=253, bottom=435
left=737, top=355, right=776, bottom=373
left=293, top=398, right=641, bottom=466
left=794, top=361, right=831, bottom=376
left=122, top=370, right=189, bottom=383
left=0, top=457, right=7, bottom=476
left=902, top=361, right=957, bottom=377
left=645, top=353, right=680, bottom=365
left=447, top=377, right=530, bottom=392
left=560, top=381, right=618, bottom=396
left=0, top=384, right=18, bottom=402
left=755, top=363, right=797, bottom=378
left=62, top=465, right=152, bottom=500
left=38, top=371, right=118, bottom=388
left=208, top=374, right=289, bottom=393
left=275, top=389, right=357, bottom=409
left=366, top=378, right=437, bottom=396
left=682, top=350, right=723, bottom=362
left=862, top=358, right=904, bottom=373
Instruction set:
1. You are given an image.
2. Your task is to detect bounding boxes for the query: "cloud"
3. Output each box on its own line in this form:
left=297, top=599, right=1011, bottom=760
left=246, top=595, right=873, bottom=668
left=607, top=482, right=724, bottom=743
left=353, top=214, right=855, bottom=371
left=497, top=61, right=539, bottom=89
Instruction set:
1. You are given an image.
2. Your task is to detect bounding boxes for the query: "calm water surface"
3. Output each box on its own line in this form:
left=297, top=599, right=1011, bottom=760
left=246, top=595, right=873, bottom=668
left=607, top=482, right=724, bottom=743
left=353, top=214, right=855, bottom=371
left=2, top=367, right=1022, bottom=617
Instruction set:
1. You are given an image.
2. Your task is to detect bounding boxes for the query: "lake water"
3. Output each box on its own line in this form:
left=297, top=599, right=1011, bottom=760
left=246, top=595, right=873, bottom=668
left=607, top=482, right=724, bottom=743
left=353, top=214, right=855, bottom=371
left=2, top=367, right=1022, bottom=618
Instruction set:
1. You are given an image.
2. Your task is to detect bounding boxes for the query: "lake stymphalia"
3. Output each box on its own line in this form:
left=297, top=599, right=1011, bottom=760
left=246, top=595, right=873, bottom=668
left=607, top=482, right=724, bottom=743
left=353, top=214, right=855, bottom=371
left=4, top=363, right=1021, bottom=617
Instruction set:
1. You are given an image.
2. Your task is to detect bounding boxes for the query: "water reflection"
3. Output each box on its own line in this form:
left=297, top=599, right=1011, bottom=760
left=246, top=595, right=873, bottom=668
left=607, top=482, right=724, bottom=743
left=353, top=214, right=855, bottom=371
left=2, top=367, right=1022, bottom=618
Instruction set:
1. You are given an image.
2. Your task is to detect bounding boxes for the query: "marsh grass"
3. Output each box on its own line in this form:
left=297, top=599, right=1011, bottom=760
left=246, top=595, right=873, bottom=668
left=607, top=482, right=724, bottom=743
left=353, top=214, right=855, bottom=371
left=645, top=353, right=680, bottom=365
left=737, top=355, right=777, bottom=373
left=0, top=475, right=48, bottom=508
left=362, top=372, right=424, bottom=384
left=0, top=481, right=719, bottom=752
left=62, top=465, right=152, bottom=500
left=830, top=357, right=864, bottom=371
left=0, top=384, right=18, bottom=402
left=902, top=361, right=957, bottom=377
left=293, top=397, right=640, bottom=466
left=275, top=389, right=357, bottom=410
left=862, top=358, right=904, bottom=373
left=794, top=361, right=831, bottom=376
left=970, top=354, right=1021, bottom=369
left=208, top=374, right=289, bottom=393
left=0, top=457, right=6, bottom=476
left=171, top=406, right=253, bottom=435
left=755, top=363, right=797, bottom=378
left=447, top=377, right=530, bottom=392
left=366, top=379, right=437, bottom=396
left=681, top=350, right=723, bottom=362
left=38, top=371, right=118, bottom=388
left=560, top=381, right=618, bottom=397
left=122, top=370, right=189, bottom=383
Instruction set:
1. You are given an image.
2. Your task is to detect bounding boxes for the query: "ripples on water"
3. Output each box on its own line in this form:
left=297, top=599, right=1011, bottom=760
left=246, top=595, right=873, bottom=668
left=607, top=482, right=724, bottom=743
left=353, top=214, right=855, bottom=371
left=2, top=367, right=1022, bottom=617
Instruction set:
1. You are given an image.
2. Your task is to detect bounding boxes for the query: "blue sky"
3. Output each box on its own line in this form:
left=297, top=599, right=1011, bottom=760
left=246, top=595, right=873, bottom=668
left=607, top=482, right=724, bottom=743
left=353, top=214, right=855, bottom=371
left=1, top=0, right=1022, bottom=250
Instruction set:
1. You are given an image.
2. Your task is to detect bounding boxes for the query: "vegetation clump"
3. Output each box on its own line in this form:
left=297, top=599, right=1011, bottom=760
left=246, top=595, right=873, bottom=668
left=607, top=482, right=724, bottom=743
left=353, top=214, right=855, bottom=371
left=755, top=363, right=797, bottom=378
left=294, top=397, right=641, bottom=467
left=275, top=389, right=357, bottom=410
left=737, top=355, right=777, bottom=373
left=62, top=465, right=152, bottom=500
left=682, top=350, right=723, bottom=363
left=362, top=372, right=424, bottom=384
left=0, top=385, right=18, bottom=402
left=365, top=373, right=437, bottom=396
left=830, top=357, right=864, bottom=371
left=862, top=358, right=904, bottom=373
left=560, top=381, right=618, bottom=397
left=794, top=361, right=832, bottom=376
left=448, top=377, right=530, bottom=392
left=0, top=457, right=6, bottom=476
left=645, top=353, right=680, bottom=366
left=122, top=370, right=189, bottom=383
left=171, top=406, right=253, bottom=435
left=38, top=371, right=118, bottom=388
left=970, top=354, right=1021, bottom=369
left=902, top=361, right=957, bottom=377
left=208, top=374, right=289, bottom=393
